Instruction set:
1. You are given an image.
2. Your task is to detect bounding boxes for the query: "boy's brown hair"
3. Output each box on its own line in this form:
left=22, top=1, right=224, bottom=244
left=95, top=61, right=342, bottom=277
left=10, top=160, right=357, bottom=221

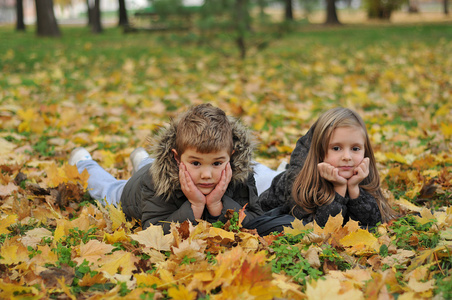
left=173, top=103, right=234, bottom=156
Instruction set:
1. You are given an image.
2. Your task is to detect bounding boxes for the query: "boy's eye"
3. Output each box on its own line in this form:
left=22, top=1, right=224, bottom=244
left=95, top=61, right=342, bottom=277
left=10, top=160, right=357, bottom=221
left=192, top=161, right=201, bottom=166
left=213, top=161, right=223, bottom=166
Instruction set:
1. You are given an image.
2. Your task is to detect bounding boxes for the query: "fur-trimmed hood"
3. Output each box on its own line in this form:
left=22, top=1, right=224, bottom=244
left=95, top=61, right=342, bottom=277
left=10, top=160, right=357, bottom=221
left=146, top=116, right=256, bottom=201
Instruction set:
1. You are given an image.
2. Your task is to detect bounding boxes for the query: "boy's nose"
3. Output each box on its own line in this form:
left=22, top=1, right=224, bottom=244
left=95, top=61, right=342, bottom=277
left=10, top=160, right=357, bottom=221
left=200, top=167, right=212, bottom=179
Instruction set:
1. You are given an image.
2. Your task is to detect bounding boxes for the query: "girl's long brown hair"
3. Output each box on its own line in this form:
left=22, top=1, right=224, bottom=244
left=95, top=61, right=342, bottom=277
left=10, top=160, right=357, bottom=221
left=291, top=107, right=395, bottom=223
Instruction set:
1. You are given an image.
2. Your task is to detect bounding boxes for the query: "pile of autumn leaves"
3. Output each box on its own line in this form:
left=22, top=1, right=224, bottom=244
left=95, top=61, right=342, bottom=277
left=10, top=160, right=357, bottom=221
left=1, top=25, right=452, bottom=299
left=0, top=161, right=451, bottom=299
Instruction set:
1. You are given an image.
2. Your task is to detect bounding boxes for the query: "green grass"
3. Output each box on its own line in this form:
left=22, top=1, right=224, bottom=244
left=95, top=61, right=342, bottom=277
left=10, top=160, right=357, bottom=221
left=2, top=22, right=452, bottom=73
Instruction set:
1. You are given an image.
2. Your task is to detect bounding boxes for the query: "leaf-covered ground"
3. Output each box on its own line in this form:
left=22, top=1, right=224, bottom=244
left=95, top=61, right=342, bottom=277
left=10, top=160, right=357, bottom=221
left=0, top=24, right=451, bottom=299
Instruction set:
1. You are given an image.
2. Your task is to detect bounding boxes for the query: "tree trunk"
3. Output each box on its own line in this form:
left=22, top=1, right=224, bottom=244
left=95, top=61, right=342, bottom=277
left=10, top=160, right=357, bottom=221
left=325, top=0, right=340, bottom=25
left=257, top=0, right=266, bottom=19
left=35, top=0, right=61, bottom=37
left=118, top=0, right=129, bottom=27
left=235, top=0, right=247, bottom=59
left=90, top=0, right=103, bottom=33
left=16, top=0, right=26, bottom=31
left=86, top=0, right=93, bottom=26
left=445, top=0, right=449, bottom=15
left=284, top=0, right=293, bottom=20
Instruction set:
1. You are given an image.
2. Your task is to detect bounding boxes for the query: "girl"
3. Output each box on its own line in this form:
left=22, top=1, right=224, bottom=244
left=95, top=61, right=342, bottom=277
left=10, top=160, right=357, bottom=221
left=258, top=107, right=395, bottom=229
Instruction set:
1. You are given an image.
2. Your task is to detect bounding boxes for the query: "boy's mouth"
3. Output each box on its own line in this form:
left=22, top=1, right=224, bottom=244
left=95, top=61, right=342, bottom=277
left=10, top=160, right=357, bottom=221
left=198, top=183, right=215, bottom=188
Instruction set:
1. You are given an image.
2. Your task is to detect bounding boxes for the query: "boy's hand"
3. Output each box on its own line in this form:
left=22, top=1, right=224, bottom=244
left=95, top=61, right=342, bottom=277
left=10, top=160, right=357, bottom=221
left=206, top=162, right=232, bottom=216
left=347, top=157, right=369, bottom=199
left=318, top=162, right=347, bottom=197
left=179, top=162, right=206, bottom=218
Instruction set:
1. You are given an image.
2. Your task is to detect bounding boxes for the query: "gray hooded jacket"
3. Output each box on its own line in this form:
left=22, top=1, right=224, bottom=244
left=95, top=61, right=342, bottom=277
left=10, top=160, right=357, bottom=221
left=120, top=117, right=264, bottom=233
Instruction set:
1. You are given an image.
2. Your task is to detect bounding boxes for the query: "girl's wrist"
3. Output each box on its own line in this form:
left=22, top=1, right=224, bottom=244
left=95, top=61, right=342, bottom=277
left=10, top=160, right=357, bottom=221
left=347, top=184, right=360, bottom=199
left=334, top=184, right=347, bottom=197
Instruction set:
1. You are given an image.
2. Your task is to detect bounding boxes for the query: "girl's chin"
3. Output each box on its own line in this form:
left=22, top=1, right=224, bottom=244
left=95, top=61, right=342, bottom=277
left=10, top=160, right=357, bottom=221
left=338, top=172, right=353, bottom=179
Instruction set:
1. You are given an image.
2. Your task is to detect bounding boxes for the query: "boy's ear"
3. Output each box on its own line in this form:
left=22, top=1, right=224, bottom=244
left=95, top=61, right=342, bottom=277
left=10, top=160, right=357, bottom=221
left=171, top=149, right=180, bottom=164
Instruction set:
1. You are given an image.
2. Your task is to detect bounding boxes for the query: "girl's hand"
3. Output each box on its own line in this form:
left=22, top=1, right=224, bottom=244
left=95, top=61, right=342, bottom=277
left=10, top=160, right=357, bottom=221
left=206, top=162, right=232, bottom=216
left=347, top=157, right=369, bottom=199
left=318, top=162, right=347, bottom=186
left=318, top=162, right=347, bottom=197
left=179, top=162, right=206, bottom=218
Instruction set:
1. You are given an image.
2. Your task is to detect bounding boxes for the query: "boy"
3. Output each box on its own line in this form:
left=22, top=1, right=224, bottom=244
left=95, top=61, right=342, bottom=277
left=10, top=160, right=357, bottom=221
left=69, top=103, right=265, bottom=233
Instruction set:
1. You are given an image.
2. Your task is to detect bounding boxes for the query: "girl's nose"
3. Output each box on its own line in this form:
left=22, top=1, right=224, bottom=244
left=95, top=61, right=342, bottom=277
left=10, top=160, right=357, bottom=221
left=342, top=151, right=352, bottom=161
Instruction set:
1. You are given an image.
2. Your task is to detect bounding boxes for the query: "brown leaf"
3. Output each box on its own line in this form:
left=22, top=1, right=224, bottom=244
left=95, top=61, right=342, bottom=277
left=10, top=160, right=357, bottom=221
left=40, top=265, right=74, bottom=288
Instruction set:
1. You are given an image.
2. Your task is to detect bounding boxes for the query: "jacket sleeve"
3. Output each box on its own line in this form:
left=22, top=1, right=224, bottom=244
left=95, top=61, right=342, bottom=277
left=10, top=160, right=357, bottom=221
left=217, top=174, right=264, bottom=225
left=314, top=189, right=382, bottom=228
left=313, top=194, right=349, bottom=227
left=140, top=182, right=196, bottom=233
left=257, top=127, right=314, bottom=212
left=346, top=188, right=382, bottom=227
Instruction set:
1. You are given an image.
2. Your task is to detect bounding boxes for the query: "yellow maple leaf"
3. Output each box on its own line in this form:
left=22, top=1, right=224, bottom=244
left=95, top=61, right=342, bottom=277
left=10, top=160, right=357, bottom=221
left=79, top=272, right=107, bottom=287
left=407, top=277, right=435, bottom=293
left=440, top=122, right=452, bottom=138
left=305, top=277, right=363, bottom=300
left=93, top=149, right=116, bottom=168
left=385, top=152, right=408, bottom=164
left=283, top=218, right=313, bottom=236
left=172, top=238, right=206, bottom=261
left=167, top=285, right=197, bottom=300
left=0, top=138, right=15, bottom=156
left=237, top=231, right=259, bottom=252
left=105, top=203, right=131, bottom=231
left=101, top=250, right=138, bottom=276
left=0, top=279, right=41, bottom=299
left=63, top=164, right=90, bottom=189
left=20, top=227, right=53, bottom=248
left=56, top=277, right=77, bottom=300
left=415, top=207, right=436, bottom=225
left=129, top=224, right=174, bottom=251
left=340, top=229, right=380, bottom=253
left=0, top=238, right=30, bottom=265
left=74, top=240, right=115, bottom=266
left=29, top=244, right=59, bottom=267
left=394, top=198, right=422, bottom=212
left=208, top=227, right=235, bottom=241
left=103, top=228, right=130, bottom=244
left=134, top=273, right=163, bottom=288
left=0, top=214, right=17, bottom=235
left=314, top=213, right=344, bottom=236
left=272, top=273, right=304, bottom=299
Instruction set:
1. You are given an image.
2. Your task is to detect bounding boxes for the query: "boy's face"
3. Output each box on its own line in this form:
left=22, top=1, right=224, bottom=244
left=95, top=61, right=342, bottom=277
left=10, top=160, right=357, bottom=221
left=323, top=126, right=365, bottom=179
left=176, top=148, right=231, bottom=195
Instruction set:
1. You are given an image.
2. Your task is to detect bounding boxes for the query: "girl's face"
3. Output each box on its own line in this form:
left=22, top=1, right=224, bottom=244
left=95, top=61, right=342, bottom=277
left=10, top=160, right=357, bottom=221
left=323, top=126, right=366, bottom=179
left=177, top=148, right=230, bottom=195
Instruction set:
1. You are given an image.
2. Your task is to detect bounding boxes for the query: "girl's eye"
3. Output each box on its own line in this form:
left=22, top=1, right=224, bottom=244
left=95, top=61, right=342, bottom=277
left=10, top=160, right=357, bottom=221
left=213, top=162, right=223, bottom=166
left=332, top=146, right=341, bottom=151
left=352, top=147, right=361, bottom=151
left=192, top=161, right=201, bottom=166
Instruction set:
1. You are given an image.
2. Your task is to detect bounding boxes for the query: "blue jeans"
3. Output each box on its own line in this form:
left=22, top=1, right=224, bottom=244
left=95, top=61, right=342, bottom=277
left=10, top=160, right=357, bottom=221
left=76, top=157, right=154, bottom=206
left=76, top=158, right=280, bottom=206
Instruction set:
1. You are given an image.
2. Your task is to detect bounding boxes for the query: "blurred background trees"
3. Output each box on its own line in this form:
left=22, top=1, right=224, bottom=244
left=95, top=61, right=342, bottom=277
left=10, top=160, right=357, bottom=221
left=4, top=0, right=450, bottom=47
